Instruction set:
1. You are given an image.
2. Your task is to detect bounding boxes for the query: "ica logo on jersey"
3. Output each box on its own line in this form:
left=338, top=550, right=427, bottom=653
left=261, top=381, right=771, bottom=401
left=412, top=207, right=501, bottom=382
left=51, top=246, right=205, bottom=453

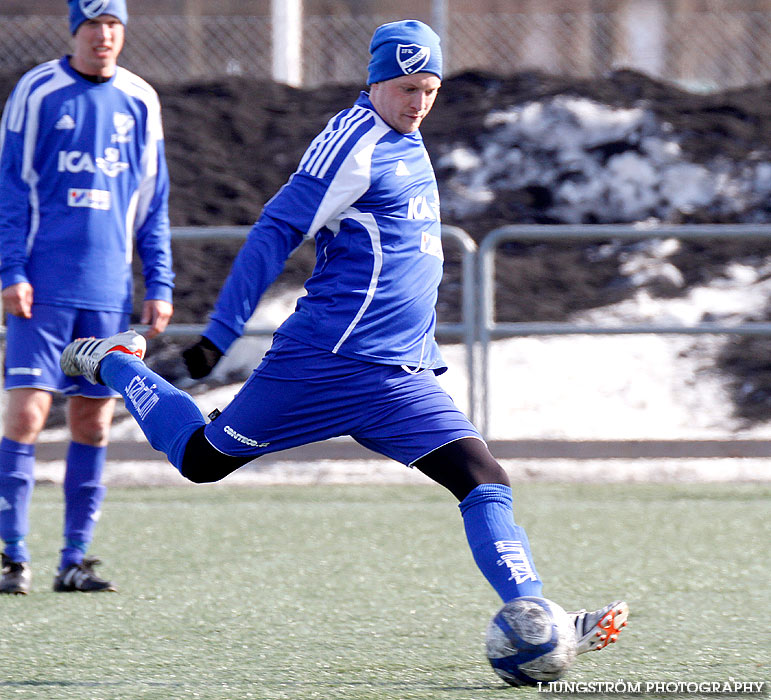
left=407, top=188, right=440, bottom=222
left=58, top=147, right=129, bottom=178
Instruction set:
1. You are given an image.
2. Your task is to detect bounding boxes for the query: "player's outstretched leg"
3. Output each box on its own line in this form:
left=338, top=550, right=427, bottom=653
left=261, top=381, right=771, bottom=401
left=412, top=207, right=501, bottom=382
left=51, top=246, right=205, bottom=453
left=569, top=600, right=629, bottom=654
left=61, top=330, right=206, bottom=470
left=415, top=439, right=544, bottom=601
left=459, top=482, right=544, bottom=601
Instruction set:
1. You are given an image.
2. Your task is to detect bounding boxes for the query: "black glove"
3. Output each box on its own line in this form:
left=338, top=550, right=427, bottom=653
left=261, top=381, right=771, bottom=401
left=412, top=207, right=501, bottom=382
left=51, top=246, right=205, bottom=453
left=182, top=336, right=223, bottom=379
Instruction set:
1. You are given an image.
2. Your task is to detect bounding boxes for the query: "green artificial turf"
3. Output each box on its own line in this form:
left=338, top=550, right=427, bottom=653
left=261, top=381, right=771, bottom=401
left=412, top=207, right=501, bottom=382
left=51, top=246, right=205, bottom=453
left=1, top=483, right=767, bottom=699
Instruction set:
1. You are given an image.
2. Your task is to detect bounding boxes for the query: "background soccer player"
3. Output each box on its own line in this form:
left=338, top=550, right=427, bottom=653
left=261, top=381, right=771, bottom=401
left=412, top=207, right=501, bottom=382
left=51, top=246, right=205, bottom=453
left=61, top=19, right=626, bottom=654
left=0, top=0, right=174, bottom=594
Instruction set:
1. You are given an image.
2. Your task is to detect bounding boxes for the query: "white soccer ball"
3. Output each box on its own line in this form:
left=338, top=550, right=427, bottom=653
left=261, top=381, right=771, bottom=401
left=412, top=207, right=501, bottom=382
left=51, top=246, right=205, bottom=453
left=485, top=596, right=577, bottom=687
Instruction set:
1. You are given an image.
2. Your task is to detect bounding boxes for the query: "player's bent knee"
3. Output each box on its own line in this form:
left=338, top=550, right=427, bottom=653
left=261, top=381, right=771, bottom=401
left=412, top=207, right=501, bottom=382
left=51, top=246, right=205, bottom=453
left=180, top=465, right=220, bottom=484
left=179, top=426, right=252, bottom=483
left=414, top=437, right=510, bottom=501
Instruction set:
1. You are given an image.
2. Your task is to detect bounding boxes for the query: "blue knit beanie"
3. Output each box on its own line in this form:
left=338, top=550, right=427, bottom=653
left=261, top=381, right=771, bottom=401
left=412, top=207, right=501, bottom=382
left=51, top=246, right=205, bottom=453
left=68, top=0, right=128, bottom=35
left=367, top=20, right=442, bottom=84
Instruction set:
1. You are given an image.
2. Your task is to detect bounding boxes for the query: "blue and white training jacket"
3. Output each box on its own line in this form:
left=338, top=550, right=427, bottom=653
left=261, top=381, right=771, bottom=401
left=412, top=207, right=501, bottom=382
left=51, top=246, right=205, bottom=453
left=205, top=91, right=446, bottom=372
left=0, top=56, right=174, bottom=312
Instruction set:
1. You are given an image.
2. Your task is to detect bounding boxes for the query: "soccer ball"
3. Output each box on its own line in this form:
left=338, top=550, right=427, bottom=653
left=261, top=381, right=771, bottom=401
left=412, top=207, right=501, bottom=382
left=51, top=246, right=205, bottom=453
left=485, top=596, right=577, bottom=687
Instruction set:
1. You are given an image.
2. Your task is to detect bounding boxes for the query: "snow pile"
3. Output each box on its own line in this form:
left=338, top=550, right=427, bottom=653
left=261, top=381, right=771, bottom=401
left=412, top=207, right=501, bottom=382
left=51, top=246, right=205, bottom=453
left=437, top=96, right=771, bottom=224
left=453, top=251, right=771, bottom=441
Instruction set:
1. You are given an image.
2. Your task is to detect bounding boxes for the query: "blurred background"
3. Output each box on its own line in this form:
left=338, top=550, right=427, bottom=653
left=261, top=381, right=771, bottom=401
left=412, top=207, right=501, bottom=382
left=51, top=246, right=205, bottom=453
left=3, top=0, right=771, bottom=91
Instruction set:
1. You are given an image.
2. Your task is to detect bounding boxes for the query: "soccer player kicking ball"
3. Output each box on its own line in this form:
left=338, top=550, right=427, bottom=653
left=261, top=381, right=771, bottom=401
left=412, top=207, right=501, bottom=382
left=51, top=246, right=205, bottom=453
left=61, top=20, right=627, bottom=654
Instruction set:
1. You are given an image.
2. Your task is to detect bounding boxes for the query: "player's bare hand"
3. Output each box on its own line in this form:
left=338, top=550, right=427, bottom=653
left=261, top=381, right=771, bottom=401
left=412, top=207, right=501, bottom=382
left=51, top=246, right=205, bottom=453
left=141, top=299, right=173, bottom=339
left=1, top=282, right=33, bottom=319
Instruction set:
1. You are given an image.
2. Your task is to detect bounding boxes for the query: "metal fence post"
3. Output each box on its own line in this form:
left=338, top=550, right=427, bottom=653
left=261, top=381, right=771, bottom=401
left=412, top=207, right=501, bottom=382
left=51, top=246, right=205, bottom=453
left=477, top=226, right=506, bottom=439
left=437, top=225, right=478, bottom=425
left=272, top=0, right=303, bottom=87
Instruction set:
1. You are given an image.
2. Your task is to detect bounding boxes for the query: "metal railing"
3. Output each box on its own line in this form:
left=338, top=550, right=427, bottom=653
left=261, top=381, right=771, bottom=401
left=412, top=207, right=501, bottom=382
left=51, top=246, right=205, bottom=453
left=477, top=224, right=771, bottom=437
left=5, top=223, right=771, bottom=439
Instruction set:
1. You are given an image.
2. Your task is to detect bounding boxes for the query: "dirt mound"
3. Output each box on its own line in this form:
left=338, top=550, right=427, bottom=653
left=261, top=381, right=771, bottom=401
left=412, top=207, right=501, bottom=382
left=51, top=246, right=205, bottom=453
left=153, top=69, right=771, bottom=231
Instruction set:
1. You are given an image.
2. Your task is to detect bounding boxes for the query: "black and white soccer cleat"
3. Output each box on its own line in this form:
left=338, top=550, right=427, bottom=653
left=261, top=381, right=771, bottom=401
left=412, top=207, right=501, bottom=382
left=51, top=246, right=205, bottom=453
left=53, top=557, right=116, bottom=593
left=1, top=553, right=31, bottom=595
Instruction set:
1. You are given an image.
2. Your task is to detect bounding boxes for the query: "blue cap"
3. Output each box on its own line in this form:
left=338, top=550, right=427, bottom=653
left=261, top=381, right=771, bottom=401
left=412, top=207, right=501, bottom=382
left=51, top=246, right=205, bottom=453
left=367, top=20, right=442, bottom=85
left=68, top=0, right=128, bottom=35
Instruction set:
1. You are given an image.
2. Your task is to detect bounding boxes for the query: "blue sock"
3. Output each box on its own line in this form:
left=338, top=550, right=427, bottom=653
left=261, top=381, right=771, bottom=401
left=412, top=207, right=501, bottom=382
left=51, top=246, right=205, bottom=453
left=60, top=540, right=88, bottom=571
left=458, top=483, right=543, bottom=602
left=0, top=437, right=36, bottom=562
left=61, top=442, right=107, bottom=570
left=100, top=354, right=206, bottom=470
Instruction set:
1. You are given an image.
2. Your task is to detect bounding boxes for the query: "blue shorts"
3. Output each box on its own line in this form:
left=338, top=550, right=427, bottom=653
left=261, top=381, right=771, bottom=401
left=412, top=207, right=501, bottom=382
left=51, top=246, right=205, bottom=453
left=204, top=334, right=482, bottom=466
left=4, top=304, right=130, bottom=398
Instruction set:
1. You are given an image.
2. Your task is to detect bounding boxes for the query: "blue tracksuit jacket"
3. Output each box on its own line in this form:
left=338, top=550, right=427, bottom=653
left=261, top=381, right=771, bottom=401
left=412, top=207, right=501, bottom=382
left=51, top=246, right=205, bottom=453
left=0, top=56, right=174, bottom=312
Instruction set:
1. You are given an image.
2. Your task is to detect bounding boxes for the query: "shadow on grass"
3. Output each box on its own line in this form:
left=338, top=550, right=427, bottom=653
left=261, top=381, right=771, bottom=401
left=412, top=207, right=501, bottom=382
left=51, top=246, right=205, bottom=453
left=0, top=680, right=184, bottom=688
left=0, top=679, right=500, bottom=692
